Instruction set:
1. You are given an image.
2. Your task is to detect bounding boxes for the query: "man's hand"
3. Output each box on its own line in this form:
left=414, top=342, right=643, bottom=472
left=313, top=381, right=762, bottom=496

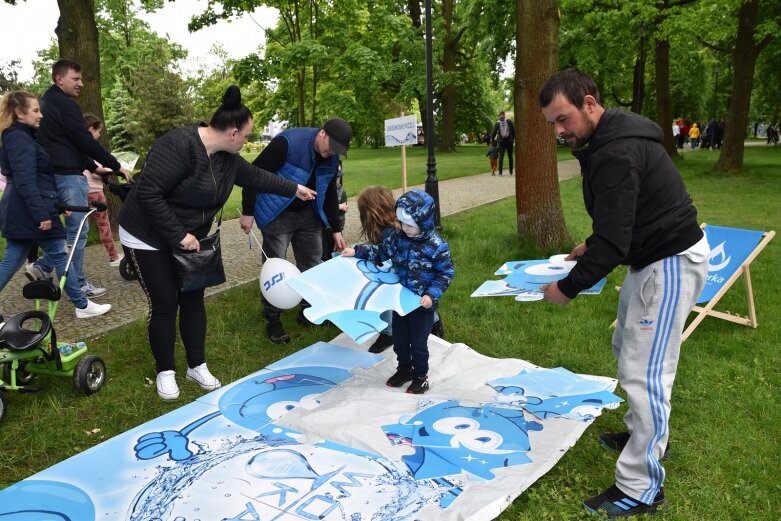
left=332, top=231, right=346, bottom=252
left=341, top=247, right=356, bottom=257
left=296, top=184, right=316, bottom=201
left=540, top=281, right=572, bottom=306
left=39, top=219, right=52, bottom=231
left=567, top=243, right=588, bottom=261
left=239, top=215, right=254, bottom=234
left=420, top=295, right=433, bottom=309
left=118, top=166, right=132, bottom=181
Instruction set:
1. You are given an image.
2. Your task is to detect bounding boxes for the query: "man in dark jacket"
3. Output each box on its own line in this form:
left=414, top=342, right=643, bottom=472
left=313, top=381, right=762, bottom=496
left=240, top=118, right=352, bottom=343
left=30, top=59, right=130, bottom=298
left=539, top=69, right=709, bottom=518
left=490, top=111, right=515, bottom=176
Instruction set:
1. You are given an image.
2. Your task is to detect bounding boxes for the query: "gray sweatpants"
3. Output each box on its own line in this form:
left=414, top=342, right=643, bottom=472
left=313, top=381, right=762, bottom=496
left=612, top=254, right=707, bottom=503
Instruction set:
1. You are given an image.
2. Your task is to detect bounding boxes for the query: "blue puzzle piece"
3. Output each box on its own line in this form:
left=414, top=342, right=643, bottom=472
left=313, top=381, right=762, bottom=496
left=524, top=391, right=623, bottom=420
left=285, top=256, right=420, bottom=342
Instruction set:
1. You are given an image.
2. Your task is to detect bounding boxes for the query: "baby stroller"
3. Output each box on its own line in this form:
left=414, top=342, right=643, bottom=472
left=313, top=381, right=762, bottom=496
left=0, top=201, right=108, bottom=421
left=107, top=176, right=138, bottom=281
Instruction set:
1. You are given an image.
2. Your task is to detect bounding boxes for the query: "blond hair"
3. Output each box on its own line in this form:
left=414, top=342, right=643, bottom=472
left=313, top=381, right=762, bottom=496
left=357, top=185, right=399, bottom=244
left=0, top=90, right=37, bottom=144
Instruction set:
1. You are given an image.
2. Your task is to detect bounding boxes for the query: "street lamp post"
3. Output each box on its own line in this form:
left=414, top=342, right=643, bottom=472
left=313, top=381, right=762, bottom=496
left=424, top=0, right=441, bottom=229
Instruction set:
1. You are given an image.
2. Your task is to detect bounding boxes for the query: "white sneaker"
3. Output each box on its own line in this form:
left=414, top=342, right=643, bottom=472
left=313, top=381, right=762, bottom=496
left=81, top=282, right=108, bottom=298
left=108, top=255, right=124, bottom=268
left=156, top=370, right=180, bottom=400
left=186, top=363, right=222, bottom=391
left=75, top=300, right=112, bottom=318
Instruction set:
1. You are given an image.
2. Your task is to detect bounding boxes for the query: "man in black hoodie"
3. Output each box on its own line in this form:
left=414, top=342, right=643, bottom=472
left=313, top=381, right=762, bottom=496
left=539, top=69, right=709, bottom=518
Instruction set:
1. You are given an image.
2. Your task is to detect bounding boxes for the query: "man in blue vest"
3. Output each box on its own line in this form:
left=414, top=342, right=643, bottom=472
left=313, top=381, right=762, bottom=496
left=240, top=118, right=352, bottom=343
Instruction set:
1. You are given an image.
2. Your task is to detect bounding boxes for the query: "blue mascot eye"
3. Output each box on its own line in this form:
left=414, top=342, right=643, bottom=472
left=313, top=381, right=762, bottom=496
left=455, top=423, right=470, bottom=430
left=475, top=436, right=492, bottom=443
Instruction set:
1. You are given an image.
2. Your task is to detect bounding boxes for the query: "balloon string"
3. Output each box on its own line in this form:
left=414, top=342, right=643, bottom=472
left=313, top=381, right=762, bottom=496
left=239, top=208, right=271, bottom=262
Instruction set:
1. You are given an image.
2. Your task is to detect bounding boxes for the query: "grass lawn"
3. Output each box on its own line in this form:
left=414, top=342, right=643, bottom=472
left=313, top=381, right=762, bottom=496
left=1, top=146, right=779, bottom=519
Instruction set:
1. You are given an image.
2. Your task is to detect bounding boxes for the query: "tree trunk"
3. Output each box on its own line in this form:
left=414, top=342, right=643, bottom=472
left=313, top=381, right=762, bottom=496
left=714, top=0, right=768, bottom=173
left=631, top=23, right=647, bottom=114
left=296, top=69, right=307, bottom=126
left=55, top=0, right=125, bottom=227
left=438, top=0, right=457, bottom=152
left=515, top=0, right=571, bottom=249
left=654, top=37, right=677, bottom=157
left=56, top=0, right=102, bottom=121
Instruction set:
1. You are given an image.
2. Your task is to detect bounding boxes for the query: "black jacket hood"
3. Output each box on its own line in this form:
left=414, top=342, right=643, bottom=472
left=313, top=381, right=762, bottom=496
left=584, top=108, right=664, bottom=155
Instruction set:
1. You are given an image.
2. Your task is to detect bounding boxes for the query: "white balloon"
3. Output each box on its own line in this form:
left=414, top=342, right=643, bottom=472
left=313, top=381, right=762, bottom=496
left=260, top=258, right=302, bottom=309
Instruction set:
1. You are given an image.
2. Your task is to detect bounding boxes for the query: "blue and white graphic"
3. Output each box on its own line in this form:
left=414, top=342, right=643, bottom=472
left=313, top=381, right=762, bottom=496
left=698, top=225, right=764, bottom=304
left=0, top=338, right=619, bottom=521
left=286, top=256, right=421, bottom=342
left=488, top=367, right=622, bottom=421
left=474, top=256, right=606, bottom=300
left=384, top=115, right=418, bottom=147
left=382, top=400, right=542, bottom=480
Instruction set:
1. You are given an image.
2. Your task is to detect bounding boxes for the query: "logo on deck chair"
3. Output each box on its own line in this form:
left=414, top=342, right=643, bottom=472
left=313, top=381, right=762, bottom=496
left=706, top=242, right=731, bottom=285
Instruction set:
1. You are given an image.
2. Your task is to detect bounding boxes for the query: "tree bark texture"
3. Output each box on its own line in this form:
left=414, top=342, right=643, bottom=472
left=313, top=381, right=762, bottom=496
left=55, top=0, right=102, bottom=120
left=654, top=37, right=678, bottom=158
left=56, top=0, right=124, bottom=226
left=515, top=0, right=571, bottom=249
left=714, top=0, right=767, bottom=172
left=438, top=0, right=457, bottom=153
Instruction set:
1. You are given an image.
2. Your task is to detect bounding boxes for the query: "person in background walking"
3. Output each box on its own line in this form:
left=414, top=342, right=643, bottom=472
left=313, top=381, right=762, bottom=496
left=688, top=122, right=700, bottom=149
left=486, top=139, right=499, bottom=176
left=82, top=113, right=125, bottom=267
left=491, top=111, right=515, bottom=176
left=28, top=59, right=131, bottom=299
left=0, top=90, right=110, bottom=318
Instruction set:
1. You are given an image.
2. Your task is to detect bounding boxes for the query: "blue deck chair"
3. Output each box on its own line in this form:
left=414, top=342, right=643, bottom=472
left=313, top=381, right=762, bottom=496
left=681, top=224, right=775, bottom=341
left=611, top=224, right=775, bottom=341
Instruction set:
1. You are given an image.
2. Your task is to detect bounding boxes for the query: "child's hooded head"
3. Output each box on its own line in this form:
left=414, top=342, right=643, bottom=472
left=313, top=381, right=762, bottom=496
left=395, top=189, right=436, bottom=238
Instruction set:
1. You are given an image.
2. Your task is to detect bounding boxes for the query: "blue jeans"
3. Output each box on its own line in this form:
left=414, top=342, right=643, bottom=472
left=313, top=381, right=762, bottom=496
left=37, top=175, right=89, bottom=289
left=0, top=237, right=88, bottom=308
left=392, top=305, right=436, bottom=378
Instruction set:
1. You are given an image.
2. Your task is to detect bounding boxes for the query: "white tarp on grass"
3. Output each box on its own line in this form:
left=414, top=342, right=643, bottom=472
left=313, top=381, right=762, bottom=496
left=0, top=334, right=617, bottom=521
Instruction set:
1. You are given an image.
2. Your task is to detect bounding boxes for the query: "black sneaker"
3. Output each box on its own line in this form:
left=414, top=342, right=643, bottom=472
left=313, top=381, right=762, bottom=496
left=386, top=368, right=414, bottom=388
left=266, top=321, right=290, bottom=344
left=583, top=484, right=667, bottom=518
left=599, top=432, right=670, bottom=460
left=368, top=333, right=394, bottom=353
left=431, top=319, right=445, bottom=340
left=406, top=376, right=429, bottom=394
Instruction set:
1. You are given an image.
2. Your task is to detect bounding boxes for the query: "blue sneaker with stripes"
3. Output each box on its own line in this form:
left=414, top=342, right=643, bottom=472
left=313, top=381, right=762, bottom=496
left=583, top=485, right=667, bottom=518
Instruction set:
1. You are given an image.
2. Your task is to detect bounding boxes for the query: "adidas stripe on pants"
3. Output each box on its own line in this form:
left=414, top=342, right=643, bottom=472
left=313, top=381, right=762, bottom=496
left=612, top=254, right=707, bottom=503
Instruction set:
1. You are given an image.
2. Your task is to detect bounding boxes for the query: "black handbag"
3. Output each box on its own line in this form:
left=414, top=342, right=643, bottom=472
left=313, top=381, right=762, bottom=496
left=171, top=210, right=226, bottom=292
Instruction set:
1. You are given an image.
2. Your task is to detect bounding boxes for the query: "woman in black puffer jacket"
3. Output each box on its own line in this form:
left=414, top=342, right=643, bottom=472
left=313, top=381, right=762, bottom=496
left=119, top=86, right=315, bottom=401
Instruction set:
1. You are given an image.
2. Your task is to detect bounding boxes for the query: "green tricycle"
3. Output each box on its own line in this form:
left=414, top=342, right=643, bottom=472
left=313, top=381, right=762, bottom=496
left=0, top=201, right=107, bottom=422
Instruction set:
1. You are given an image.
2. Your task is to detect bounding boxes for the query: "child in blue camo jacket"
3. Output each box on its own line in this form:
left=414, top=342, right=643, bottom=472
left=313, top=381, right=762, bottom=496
left=342, top=189, right=454, bottom=394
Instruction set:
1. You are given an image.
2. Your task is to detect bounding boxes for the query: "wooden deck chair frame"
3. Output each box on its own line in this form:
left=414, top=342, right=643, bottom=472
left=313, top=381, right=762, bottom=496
left=610, top=224, right=775, bottom=341
left=681, top=224, right=774, bottom=341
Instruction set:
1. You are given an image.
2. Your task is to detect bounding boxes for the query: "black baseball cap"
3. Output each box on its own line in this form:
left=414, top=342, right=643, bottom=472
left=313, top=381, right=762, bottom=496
left=322, top=118, right=352, bottom=157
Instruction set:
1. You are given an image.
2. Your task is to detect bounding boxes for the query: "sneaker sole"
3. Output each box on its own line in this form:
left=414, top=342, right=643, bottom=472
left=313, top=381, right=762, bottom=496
left=386, top=377, right=413, bottom=388
left=186, top=374, right=221, bottom=391
left=583, top=499, right=668, bottom=518
left=157, top=390, right=180, bottom=400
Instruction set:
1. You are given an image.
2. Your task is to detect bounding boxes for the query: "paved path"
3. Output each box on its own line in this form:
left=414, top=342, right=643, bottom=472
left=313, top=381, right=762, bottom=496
left=0, top=160, right=581, bottom=341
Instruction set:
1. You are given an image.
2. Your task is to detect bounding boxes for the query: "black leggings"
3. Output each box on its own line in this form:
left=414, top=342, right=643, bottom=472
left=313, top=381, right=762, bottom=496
left=124, top=246, right=206, bottom=373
